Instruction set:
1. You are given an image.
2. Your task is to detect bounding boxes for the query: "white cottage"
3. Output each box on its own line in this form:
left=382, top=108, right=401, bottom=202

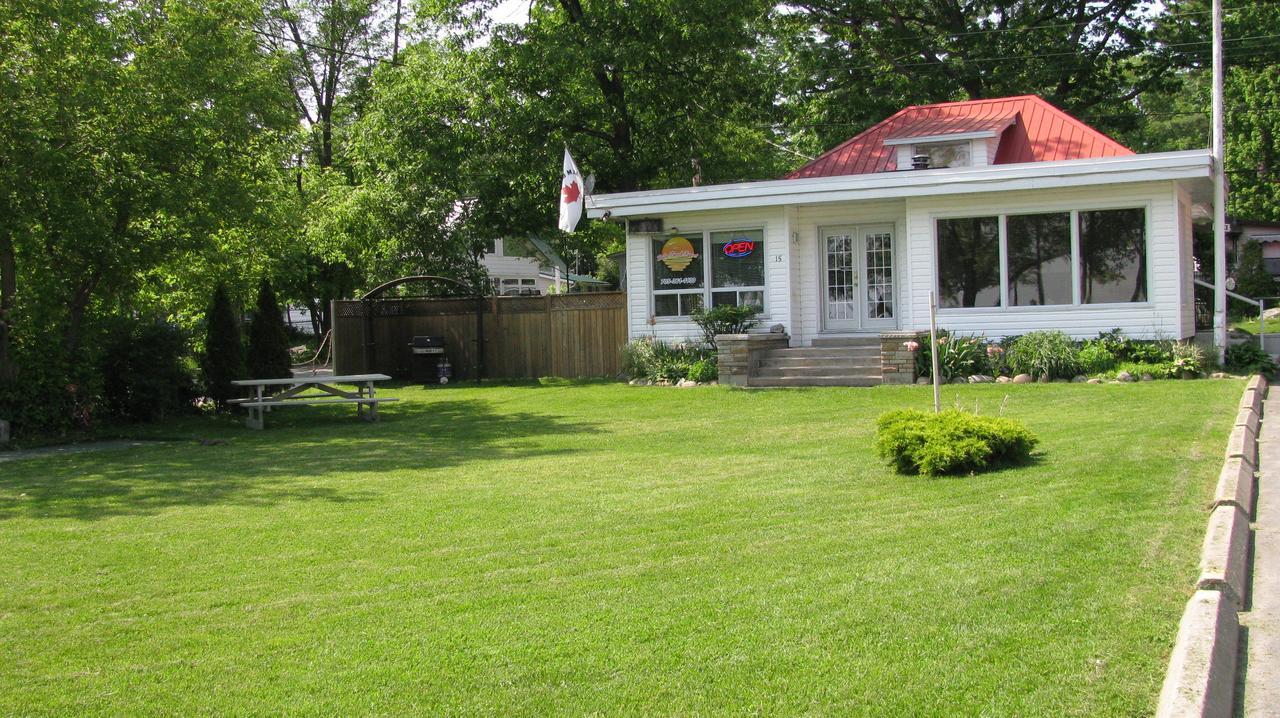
left=586, top=96, right=1215, bottom=386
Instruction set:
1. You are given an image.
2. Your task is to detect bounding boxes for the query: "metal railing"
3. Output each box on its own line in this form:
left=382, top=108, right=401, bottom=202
left=1194, top=278, right=1270, bottom=350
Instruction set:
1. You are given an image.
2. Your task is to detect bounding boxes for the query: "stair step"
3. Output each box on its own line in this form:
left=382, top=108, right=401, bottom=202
left=762, top=347, right=881, bottom=360
left=748, top=375, right=882, bottom=387
left=756, top=363, right=881, bottom=376
left=809, top=337, right=882, bottom=348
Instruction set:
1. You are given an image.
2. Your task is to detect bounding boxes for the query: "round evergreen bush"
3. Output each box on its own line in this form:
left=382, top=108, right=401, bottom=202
left=875, top=409, right=1038, bottom=476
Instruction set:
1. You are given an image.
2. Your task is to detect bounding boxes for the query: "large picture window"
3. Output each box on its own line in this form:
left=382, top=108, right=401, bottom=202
left=937, top=216, right=1000, bottom=308
left=651, top=228, right=765, bottom=317
left=935, top=206, right=1147, bottom=311
left=1007, top=212, right=1072, bottom=306
left=1080, top=208, right=1147, bottom=304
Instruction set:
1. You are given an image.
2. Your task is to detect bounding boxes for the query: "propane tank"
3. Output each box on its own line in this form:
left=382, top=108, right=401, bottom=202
left=437, top=357, right=452, bottom=385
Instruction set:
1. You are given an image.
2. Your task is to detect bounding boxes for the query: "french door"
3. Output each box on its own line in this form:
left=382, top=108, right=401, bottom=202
left=821, top=224, right=896, bottom=331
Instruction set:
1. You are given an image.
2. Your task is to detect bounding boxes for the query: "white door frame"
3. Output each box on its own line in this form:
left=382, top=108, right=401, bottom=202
left=819, top=223, right=898, bottom=332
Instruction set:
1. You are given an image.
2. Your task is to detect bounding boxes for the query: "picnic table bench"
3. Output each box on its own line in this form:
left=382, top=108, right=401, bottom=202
left=230, top=374, right=397, bottom=429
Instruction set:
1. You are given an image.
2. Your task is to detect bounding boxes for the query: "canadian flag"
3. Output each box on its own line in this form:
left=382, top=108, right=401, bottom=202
left=558, top=147, right=584, bottom=233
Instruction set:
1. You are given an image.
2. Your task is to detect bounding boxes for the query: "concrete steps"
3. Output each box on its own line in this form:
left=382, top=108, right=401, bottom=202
left=747, top=337, right=882, bottom=387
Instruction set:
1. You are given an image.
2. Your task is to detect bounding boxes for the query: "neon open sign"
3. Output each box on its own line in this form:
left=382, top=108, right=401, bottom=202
left=722, top=239, right=755, bottom=258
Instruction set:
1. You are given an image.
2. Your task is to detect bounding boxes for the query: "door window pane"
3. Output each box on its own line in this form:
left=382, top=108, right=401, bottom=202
left=937, top=217, right=1000, bottom=308
left=864, top=230, right=894, bottom=319
left=1079, top=208, right=1147, bottom=304
left=1007, top=213, right=1072, bottom=306
left=710, top=230, right=764, bottom=288
left=653, top=235, right=704, bottom=290
left=654, top=294, right=679, bottom=317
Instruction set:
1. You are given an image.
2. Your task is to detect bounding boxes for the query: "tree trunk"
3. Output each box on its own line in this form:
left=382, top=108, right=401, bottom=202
left=0, top=229, right=16, bottom=381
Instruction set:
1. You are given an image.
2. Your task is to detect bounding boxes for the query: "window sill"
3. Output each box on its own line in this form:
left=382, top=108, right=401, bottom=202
left=938, top=302, right=1155, bottom=315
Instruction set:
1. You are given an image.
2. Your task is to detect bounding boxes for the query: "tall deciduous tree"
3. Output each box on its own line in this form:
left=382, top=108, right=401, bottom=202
left=776, top=0, right=1171, bottom=152
left=0, top=0, right=294, bottom=381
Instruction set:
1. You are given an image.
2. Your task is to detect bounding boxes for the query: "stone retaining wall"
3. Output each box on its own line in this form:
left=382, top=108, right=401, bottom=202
left=715, top=333, right=790, bottom=387
left=879, top=331, right=928, bottom=385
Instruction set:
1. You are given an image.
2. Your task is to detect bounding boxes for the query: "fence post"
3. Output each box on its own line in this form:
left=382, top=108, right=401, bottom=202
left=1260, top=298, right=1266, bottom=352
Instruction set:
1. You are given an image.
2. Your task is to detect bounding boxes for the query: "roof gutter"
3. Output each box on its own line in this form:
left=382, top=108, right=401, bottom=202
left=586, top=150, right=1213, bottom=219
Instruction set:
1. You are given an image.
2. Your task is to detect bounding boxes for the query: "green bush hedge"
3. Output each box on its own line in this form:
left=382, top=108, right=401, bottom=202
left=622, top=338, right=716, bottom=382
left=876, top=409, right=1039, bottom=476
left=1225, top=343, right=1277, bottom=375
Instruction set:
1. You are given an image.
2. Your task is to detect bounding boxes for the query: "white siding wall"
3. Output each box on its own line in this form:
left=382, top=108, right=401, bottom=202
left=904, top=180, right=1189, bottom=339
left=792, top=200, right=907, bottom=345
left=625, top=207, right=788, bottom=342
left=1176, top=184, right=1196, bottom=338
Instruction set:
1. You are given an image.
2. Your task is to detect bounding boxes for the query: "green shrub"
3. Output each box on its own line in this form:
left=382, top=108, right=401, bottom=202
left=686, top=358, right=718, bottom=383
left=100, top=318, right=195, bottom=422
left=914, top=331, right=990, bottom=379
left=1110, top=361, right=1178, bottom=380
left=201, top=283, right=246, bottom=409
left=1225, top=343, right=1277, bottom=375
left=1006, top=331, right=1081, bottom=379
left=875, top=409, right=1039, bottom=477
left=691, top=305, right=759, bottom=349
left=622, top=337, right=714, bottom=382
left=246, top=279, right=293, bottom=379
left=1077, top=342, right=1117, bottom=375
left=1170, top=342, right=1206, bottom=376
left=1093, top=328, right=1172, bottom=363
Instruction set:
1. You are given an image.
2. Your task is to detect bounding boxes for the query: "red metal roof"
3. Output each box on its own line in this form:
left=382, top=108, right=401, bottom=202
left=785, top=95, right=1133, bottom=179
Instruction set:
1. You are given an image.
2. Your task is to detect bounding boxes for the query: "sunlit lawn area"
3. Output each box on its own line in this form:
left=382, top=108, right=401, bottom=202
left=0, top=380, right=1243, bottom=715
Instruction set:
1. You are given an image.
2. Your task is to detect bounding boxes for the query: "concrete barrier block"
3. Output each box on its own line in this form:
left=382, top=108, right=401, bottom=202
left=1239, top=387, right=1262, bottom=417
left=1224, top=423, right=1257, bottom=466
left=1233, top=405, right=1260, bottom=436
left=1196, top=504, right=1251, bottom=607
left=1246, top=374, right=1267, bottom=395
left=1212, top=457, right=1256, bottom=518
left=1156, top=590, right=1239, bottom=718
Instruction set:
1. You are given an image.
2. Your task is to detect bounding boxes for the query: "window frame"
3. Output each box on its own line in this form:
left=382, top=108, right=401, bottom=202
left=649, top=225, right=768, bottom=320
left=933, top=201, right=1152, bottom=315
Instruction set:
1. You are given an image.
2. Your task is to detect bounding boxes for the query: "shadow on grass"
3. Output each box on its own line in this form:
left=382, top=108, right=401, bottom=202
left=0, top=398, right=599, bottom=522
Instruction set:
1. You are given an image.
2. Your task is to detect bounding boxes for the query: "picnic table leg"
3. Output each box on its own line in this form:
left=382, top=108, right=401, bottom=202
left=356, top=383, right=365, bottom=420
left=246, top=385, right=265, bottom=430
left=368, top=381, right=378, bottom=422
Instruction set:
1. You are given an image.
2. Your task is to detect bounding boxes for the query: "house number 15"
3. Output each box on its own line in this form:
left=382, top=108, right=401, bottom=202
left=772, top=254, right=783, bottom=263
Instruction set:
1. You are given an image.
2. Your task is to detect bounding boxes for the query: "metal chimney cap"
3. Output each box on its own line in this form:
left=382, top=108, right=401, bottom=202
left=911, top=154, right=931, bottom=170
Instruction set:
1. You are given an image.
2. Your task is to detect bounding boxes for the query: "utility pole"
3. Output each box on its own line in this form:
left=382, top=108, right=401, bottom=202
left=1212, top=0, right=1228, bottom=360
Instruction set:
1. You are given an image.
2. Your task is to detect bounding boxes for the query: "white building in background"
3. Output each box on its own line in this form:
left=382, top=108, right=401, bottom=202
left=588, top=95, right=1214, bottom=345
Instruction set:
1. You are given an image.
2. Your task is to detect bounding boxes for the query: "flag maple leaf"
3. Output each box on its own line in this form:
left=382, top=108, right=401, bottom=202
left=561, top=180, right=581, bottom=204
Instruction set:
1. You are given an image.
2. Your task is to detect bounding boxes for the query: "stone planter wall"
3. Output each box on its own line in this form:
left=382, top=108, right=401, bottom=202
left=879, top=331, right=928, bottom=384
left=716, top=333, right=790, bottom=386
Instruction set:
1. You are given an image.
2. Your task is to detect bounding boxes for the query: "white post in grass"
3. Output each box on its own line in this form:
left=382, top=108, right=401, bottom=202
left=929, top=290, right=941, bottom=414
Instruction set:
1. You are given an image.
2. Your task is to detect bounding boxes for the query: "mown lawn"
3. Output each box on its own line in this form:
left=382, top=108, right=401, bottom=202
left=0, top=380, right=1243, bottom=716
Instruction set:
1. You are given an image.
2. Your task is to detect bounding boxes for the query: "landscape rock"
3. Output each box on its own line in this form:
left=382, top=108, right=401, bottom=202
left=1037, top=374, right=1051, bottom=383
left=1072, top=375, right=1087, bottom=383
left=995, top=376, right=1012, bottom=383
left=1087, top=378, right=1103, bottom=384
left=1116, top=371, right=1134, bottom=382
left=1012, top=374, right=1032, bottom=384
left=677, top=379, right=697, bottom=387
left=916, top=376, right=929, bottom=385
left=1141, top=373, right=1154, bottom=382
left=1212, top=371, right=1229, bottom=379
left=967, top=375, right=993, bottom=383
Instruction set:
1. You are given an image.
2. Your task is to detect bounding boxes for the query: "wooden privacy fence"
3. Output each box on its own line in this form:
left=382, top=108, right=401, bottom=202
left=332, top=292, right=628, bottom=381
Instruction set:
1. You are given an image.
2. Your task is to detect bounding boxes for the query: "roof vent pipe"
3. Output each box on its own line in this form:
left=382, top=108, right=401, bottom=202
left=911, top=154, right=931, bottom=170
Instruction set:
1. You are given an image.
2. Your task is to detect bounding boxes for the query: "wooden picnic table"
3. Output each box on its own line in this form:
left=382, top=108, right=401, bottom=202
left=230, top=374, right=397, bottom=429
